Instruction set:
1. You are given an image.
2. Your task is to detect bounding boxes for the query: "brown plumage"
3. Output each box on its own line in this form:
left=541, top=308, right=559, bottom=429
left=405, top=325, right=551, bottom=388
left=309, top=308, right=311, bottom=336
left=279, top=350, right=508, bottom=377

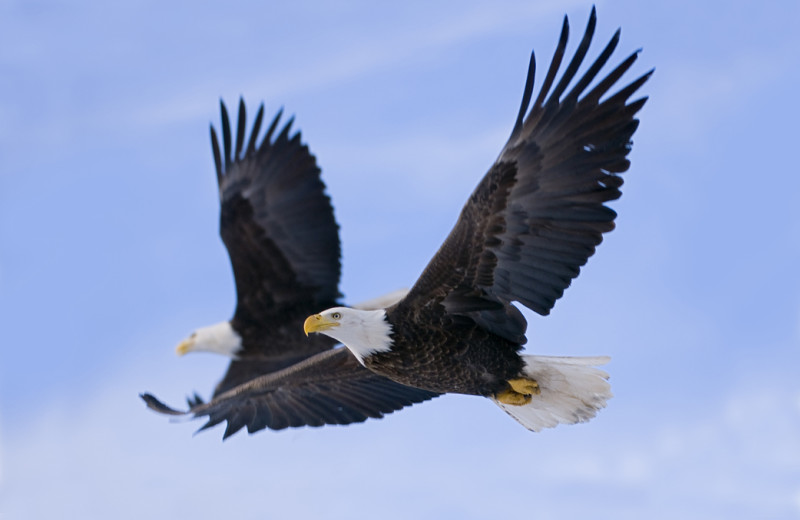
left=141, top=100, right=438, bottom=439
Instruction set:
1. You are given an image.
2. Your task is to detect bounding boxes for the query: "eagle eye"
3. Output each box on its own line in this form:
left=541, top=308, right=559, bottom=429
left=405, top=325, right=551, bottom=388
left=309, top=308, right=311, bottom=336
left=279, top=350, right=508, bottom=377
left=332, top=312, right=341, bottom=320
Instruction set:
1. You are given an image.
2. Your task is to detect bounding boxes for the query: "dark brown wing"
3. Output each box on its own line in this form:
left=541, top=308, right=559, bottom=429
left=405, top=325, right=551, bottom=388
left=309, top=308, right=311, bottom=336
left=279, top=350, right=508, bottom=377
left=211, top=99, right=342, bottom=357
left=399, top=8, right=651, bottom=342
left=141, top=348, right=440, bottom=439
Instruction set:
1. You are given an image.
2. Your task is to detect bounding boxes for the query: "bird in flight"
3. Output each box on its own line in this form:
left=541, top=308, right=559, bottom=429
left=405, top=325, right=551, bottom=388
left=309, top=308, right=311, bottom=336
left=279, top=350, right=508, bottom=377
left=305, top=7, right=652, bottom=432
left=141, top=100, right=438, bottom=439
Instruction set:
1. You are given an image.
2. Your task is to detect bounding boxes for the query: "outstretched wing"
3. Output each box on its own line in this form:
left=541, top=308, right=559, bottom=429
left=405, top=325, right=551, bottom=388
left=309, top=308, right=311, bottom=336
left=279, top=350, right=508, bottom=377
left=211, top=99, right=342, bottom=347
left=400, top=8, right=651, bottom=342
left=141, top=348, right=439, bottom=439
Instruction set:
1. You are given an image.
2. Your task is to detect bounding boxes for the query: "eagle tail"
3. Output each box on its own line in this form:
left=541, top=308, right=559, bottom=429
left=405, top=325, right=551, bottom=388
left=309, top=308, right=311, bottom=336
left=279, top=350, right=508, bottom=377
left=491, top=355, right=612, bottom=432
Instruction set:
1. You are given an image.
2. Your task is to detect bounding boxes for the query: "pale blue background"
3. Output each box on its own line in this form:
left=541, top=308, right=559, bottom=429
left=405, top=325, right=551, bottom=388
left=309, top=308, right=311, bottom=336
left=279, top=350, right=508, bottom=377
left=1, top=1, right=798, bottom=518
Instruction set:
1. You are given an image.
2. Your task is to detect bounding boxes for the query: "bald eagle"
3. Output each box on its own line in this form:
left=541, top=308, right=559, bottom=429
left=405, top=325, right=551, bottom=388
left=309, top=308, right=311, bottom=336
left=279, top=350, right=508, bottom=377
left=141, top=100, right=438, bottom=438
left=305, top=8, right=651, bottom=432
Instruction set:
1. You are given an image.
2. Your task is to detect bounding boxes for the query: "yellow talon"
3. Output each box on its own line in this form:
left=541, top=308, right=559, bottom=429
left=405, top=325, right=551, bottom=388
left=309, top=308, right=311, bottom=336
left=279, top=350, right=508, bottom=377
left=494, top=378, right=541, bottom=406
left=508, top=378, right=541, bottom=396
left=494, top=388, right=532, bottom=406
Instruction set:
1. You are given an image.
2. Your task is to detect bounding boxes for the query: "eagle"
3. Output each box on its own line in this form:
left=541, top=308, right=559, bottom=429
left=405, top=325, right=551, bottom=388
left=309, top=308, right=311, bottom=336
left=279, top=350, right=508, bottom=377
left=304, top=8, right=652, bottom=432
left=141, top=100, right=438, bottom=438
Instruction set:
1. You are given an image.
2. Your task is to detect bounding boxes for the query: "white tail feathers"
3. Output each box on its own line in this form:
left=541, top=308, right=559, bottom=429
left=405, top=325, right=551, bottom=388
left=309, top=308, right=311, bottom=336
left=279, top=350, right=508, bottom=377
left=491, top=355, right=612, bottom=432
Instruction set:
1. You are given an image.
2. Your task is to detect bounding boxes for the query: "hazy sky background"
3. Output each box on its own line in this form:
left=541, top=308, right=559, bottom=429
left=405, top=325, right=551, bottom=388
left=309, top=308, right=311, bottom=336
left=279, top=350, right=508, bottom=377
left=1, top=1, right=799, bottom=518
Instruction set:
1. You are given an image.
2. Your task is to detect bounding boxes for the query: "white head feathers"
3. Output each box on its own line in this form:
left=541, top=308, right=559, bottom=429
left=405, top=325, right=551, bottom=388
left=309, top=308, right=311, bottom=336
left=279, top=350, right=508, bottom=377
left=176, top=320, right=243, bottom=358
left=305, top=307, right=393, bottom=364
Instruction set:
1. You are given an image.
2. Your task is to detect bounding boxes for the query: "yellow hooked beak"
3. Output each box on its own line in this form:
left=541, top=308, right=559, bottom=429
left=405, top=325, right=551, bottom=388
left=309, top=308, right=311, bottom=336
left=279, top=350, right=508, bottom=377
left=175, top=338, right=194, bottom=356
left=304, top=314, right=340, bottom=336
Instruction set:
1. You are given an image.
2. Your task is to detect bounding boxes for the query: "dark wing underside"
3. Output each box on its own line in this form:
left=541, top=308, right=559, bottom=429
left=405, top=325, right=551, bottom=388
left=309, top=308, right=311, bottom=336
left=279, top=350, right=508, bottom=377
left=141, top=348, right=440, bottom=439
left=399, top=8, right=651, bottom=343
left=211, top=99, right=342, bottom=358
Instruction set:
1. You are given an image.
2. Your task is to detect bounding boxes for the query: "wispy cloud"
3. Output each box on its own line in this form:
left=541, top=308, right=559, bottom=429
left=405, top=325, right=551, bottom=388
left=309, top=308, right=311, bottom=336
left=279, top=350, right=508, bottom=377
left=132, top=0, right=578, bottom=127
left=2, top=357, right=797, bottom=519
left=646, top=48, right=791, bottom=148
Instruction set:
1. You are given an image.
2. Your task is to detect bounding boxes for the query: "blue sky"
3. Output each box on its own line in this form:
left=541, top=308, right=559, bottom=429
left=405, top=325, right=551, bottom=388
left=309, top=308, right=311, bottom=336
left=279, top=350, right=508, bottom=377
left=1, top=1, right=799, bottom=518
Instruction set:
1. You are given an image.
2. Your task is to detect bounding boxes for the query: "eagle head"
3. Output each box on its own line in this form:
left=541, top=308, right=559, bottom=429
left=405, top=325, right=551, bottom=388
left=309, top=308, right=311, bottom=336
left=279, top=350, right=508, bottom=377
left=304, top=307, right=393, bottom=363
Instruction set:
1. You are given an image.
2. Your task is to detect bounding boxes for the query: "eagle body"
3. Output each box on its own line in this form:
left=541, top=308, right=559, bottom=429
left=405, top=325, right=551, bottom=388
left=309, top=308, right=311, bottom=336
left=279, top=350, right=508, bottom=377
left=368, top=305, right=524, bottom=397
left=363, top=160, right=530, bottom=396
left=305, top=8, right=650, bottom=432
